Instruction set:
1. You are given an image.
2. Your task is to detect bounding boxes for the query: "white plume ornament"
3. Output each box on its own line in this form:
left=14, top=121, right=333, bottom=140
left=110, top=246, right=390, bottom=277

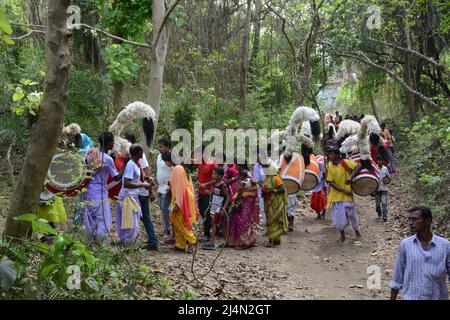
left=300, top=121, right=311, bottom=137
left=109, top=101, right=156, bottom=136
left=336, top=120, right=361, bottom=141
left=108, top=101, right=156, bottom=154
left=62, top=123, right=81, bottom=136
left=339, top=135, right=359, bottom=155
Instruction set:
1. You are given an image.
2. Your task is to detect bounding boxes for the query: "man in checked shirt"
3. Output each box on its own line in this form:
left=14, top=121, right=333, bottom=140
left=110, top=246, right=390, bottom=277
left=390, top=205, right=450, bottom=300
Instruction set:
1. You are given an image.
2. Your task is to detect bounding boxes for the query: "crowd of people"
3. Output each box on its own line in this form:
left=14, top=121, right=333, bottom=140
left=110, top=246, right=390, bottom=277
left=36, top=117, right=449, bottom=300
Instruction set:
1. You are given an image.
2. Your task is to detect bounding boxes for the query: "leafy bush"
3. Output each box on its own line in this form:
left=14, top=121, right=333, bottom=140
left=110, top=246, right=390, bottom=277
left=0, top=214, right=176, bottom=300
left=398, top=113, right=450, bottom=236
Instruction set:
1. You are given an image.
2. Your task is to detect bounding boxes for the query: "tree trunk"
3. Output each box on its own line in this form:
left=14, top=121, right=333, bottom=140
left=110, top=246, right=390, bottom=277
left=3, top=0, right=71, bottom=237
left=112, top=36, right=125, bottom=117
left=144, top=0, right=170, bottom=152
left=370, top=94, right=378, bottom=119
left=249, top=0, right=261, bottom=74
left=112, top=79, right=125, bottom=116
left=239, top=0, right=252, bottom=110
left=297, top=0, right=321, bottom=106
left=401, top=17, right=417, bottom=123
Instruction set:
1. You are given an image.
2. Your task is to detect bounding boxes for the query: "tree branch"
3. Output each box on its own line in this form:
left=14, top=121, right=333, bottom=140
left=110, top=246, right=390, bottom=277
left=266, top=3, right=297, bottom=60
left=10, top=22, right=152, bottom=48
left=368, top=37, right=450, bottom=76
left=11, top=30, right=46, bottom=40
left=152, top=0, right=182, bottom=49
left=76, top=23, right=151, bottom=48
left=320, top=40, right=441, bottom=110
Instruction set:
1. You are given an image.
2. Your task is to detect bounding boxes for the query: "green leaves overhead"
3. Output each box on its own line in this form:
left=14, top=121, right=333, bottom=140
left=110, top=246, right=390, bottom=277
left=0, top=6, right=14, bottom=45
left=102, top=0, right=152, bottom=40
left=103, top=43, right=140, bottom=81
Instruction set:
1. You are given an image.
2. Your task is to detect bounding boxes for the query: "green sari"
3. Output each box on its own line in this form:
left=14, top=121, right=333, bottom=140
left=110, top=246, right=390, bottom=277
left=263, top=174, right=288, bottom=242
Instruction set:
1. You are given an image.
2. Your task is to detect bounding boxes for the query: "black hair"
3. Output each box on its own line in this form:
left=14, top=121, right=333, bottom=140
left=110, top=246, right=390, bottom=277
left=380, top=123, right=386, bottom=130
left=98, top=132, right=114, bottom=148
left=124, top=132, right=136, bottom=144
left=74, top=133, right=82, bottom=149
left=157, top=137, right=172, bottom=148
left=329, top=148, right=340, bottom=156
left=408, top=205, right=432, bottom=221
left=310, top=120, right=321, bottom=143
left=129, top=144, right=143, bottom=157
left=301, top=144, right=313, bottom=166
left=214, top=167, right=225, bottom=176
left=338, top=115, right=343, bottom=121
left=378, top=145, right=390, bottom=163
left=328, top=125, right=335, bottom=140
left=283, top=153, right=292, bottom=163
left=142, top=118, right=155, bottom=147
left=360, top=159, right=374, bottom=172
left=161, top=151, right=172, bottom=162
left=369, top=133, right=380, bottom=147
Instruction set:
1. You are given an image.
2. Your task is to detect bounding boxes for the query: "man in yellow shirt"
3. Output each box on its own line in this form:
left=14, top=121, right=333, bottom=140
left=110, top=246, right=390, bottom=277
left=326, top=148, right=362, bottom=242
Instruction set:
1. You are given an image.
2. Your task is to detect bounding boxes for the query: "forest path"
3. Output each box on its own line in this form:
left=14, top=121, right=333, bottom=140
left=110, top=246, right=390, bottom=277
left=137, top=177, right=410, bottom=300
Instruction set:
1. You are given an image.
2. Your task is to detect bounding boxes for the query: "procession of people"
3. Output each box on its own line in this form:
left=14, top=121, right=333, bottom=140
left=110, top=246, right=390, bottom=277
left=37, top=104, right=449, bottom=300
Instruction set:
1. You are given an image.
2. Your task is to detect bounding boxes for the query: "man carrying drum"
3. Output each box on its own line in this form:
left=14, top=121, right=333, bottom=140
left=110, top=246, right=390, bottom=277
left=326, top=147, right=362, bottom=242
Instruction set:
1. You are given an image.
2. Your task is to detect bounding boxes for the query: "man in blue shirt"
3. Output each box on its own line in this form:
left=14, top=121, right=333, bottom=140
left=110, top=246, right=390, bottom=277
left=390, top=205, right=450, bottom=300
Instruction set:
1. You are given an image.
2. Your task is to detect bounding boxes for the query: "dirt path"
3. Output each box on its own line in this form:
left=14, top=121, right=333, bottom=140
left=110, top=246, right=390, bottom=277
left=137, top=177, right=410, bottom=300
left=0, top=155, right=412, bottom=299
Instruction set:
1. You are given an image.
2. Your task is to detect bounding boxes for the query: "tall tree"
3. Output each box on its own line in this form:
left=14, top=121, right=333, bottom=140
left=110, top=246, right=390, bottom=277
left=239, top=0, right=252, bottom=109
left=4, top=0, right=71, bottom=237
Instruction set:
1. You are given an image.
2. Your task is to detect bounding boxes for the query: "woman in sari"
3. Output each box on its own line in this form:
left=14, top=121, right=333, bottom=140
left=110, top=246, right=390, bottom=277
left=162, top=152, right=199, bottom=253
left=228, top=170, right=259, bottom=249
left=262, top=164, right=288, bottom=247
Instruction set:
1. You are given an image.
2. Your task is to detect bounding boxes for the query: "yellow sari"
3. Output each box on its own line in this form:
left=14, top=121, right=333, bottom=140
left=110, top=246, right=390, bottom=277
left=170, top=165, right=199, bottom=250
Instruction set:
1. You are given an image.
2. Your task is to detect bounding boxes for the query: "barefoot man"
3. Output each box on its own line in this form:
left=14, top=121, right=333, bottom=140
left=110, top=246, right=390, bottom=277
left=326, top=148, right=362, bottom=242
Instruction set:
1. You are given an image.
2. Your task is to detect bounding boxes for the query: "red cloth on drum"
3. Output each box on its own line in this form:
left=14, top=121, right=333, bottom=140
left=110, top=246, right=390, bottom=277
left=310, top=189, right=327, bottom=214
left=107, top=155, right=127, bottom=200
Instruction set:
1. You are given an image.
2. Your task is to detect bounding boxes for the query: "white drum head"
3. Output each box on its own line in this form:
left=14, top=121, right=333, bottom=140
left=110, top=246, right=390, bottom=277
left=300, top=173, right=318, bottom=191
left=283, top=179, right=300, bottom=195
left=352, top=176, right=378, bottom=196
left=47, top=152, right=85, bottom=191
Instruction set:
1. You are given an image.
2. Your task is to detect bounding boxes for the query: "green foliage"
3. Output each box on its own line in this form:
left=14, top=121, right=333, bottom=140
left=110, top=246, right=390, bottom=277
left=1, top=214, right=177, bottom=300
left=65, top=68, right=110, bottom=135
left=103, top=0, right=152, bottom=41
left=103, top=43, right=140, bottom=81
left=0, top=6, right=14, bottom=45
left=9, top=78, right=43, bottom=117
left=399, top=113, right=450, bottom=236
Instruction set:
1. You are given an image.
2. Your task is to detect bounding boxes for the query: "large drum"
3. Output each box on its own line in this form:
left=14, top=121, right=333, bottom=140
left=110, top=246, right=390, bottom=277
left=349, top=154, right=380, bottom=196
left=300, top=154, right=321, bottom=191
left=45, top=151, right=90, bottom=197
left=280, top=153, right=305, bottom=194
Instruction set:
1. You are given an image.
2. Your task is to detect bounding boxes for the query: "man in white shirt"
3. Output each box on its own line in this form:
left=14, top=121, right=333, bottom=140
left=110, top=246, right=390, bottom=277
left=123, top=133, right=158, bottom=250
left=156, top=137, right=173, bottom=237
left=117, top=144, right=153, bottom=245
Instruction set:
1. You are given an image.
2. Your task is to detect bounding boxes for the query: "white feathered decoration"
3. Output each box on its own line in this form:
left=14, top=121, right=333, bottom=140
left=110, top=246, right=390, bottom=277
left=287, top=106, right=320, bottom=139
left=300, top=121, right=311, bottom=137
left=339, top=135, right=359, bottom=155
left=109, top=101, right=156, bottom=155
left=109, top=101, right=156, bottom=136
left=336, top=119, right=361, bottom=141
